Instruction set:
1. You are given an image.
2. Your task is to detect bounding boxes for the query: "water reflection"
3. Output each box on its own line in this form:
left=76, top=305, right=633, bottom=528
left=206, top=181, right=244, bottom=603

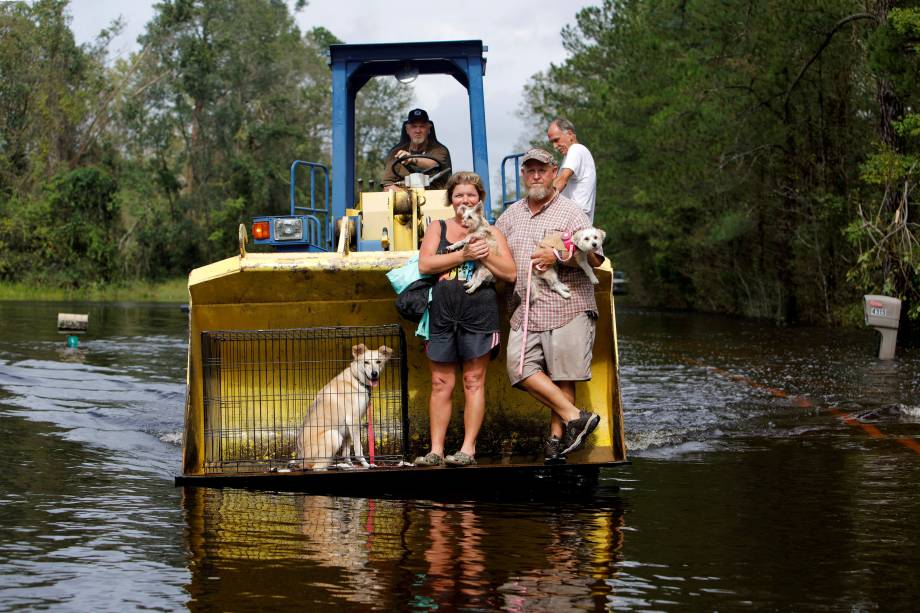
left=416, top=505, right=487, bottom=609
left=181, top=488, right=626, bottom=610
left=55, top=346, right=87, bottom=364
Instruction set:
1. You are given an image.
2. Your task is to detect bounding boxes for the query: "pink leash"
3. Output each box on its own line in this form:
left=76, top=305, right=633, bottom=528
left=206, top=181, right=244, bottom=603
left=517, top=262, right=536, bottom=377
left=517, top=232, right=575, bottom=377
left=367, top=399, right=375, bottom=465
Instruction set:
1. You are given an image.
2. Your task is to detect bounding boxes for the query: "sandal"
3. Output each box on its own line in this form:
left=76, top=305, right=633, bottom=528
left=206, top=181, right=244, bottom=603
left=444, top=451, right=476, bottom=467
left=413, top=452, right=444, bottom=466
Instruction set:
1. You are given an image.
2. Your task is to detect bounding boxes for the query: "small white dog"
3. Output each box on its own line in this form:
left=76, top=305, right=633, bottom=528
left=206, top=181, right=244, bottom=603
left=294, top=343, right=393, bottom=470
left=532, top=227, right=606, bottom=300
left=445, top=202, right=498, bottom=293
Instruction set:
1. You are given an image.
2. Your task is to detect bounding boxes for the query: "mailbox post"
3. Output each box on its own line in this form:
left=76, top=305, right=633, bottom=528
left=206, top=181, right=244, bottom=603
left=863, top=295, right=901, bottom=360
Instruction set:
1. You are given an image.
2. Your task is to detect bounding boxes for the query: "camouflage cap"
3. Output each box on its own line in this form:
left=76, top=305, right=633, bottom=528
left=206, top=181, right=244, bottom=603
left=521, top=147, right=556, bottom=166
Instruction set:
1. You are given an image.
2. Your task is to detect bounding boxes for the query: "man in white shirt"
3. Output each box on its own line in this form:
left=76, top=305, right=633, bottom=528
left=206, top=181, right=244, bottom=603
left=547, top=118, right=597, bottom=222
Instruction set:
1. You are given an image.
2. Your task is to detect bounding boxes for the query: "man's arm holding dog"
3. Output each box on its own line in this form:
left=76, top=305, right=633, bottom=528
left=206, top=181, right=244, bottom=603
left=530, top=248, right=603, bottom=270
left=530, top=218, right=605, bottom=270
left=531, top=206, right=604, bottom=270
left=531, top=246, right=603, bottom=270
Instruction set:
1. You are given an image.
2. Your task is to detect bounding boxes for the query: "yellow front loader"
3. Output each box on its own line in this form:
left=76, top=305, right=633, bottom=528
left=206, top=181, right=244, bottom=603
left=177, top=41, right=626, bottom=495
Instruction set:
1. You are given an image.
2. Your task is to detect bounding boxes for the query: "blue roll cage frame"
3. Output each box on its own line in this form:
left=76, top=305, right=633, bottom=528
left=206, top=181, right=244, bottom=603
left=330, top=40, right=492, bottom=223
left=255, top=41, right=528, bottom=252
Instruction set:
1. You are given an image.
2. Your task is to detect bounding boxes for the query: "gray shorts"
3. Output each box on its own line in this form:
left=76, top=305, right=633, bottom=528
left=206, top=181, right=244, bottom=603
left=506, top=312, right=596, bottom=386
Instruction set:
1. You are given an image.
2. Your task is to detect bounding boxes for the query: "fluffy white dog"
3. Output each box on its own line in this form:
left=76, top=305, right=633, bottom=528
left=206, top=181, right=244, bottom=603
left=445, top=202, right=499, bottom=293
left=532, top=227, right=606, bottom=299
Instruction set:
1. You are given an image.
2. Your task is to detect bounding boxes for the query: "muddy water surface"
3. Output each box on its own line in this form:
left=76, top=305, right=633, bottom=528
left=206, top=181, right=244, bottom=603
left=1, top=301, right=918, bottom=611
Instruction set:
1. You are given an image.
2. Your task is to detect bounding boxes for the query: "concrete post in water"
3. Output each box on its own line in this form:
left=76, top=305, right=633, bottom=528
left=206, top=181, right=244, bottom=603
left=863, top=295, right=901, bottom=360
left=57, top=313, right=88, bottom=348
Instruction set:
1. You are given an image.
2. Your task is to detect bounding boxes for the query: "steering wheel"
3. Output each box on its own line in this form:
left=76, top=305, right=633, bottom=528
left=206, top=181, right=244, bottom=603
left=391, top=154, right=443, bottom=179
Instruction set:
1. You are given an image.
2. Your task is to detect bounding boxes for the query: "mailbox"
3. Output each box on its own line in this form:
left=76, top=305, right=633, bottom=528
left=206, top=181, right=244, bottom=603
left=57, top=313, right=88, bottom=348
left=863, top=295, right=901, bottom=359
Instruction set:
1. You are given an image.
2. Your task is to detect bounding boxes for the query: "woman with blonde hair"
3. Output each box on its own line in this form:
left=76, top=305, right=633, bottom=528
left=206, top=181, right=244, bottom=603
left=413, top=172, right=516, bottom=466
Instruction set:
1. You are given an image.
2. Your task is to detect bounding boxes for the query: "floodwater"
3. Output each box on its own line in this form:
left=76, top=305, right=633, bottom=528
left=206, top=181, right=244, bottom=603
left=1, top=301, right=918, bottom=611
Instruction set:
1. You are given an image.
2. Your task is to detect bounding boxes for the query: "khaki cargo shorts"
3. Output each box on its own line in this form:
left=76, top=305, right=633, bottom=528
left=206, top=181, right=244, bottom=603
left=506, top=312, right=596, bottom=387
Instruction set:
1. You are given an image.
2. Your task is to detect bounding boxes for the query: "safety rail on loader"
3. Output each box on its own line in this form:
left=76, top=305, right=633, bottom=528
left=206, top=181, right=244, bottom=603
left=500, top=152, right=525, bottom=212
left=251, top=160, right=332, bottom=252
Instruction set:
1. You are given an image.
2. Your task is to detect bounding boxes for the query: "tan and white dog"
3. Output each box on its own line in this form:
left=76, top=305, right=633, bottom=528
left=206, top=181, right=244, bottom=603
left=444, top=202, right=499, bottom=294
left=294, top=343, right=393, bottom=470
left=532, top=227, right=606, bottom=300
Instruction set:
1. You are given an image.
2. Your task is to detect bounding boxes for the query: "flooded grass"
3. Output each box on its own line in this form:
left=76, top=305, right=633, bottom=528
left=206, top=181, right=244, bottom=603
left=0, top=278, right=188, bottom=302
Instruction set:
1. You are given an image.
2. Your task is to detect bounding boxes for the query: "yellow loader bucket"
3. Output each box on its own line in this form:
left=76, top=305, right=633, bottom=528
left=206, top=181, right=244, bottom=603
left=181, top=250, right=626, bottom=476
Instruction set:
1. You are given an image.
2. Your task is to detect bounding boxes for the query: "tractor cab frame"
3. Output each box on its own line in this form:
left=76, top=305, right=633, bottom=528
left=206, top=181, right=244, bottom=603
left=251, top=40, right=491, bottom=253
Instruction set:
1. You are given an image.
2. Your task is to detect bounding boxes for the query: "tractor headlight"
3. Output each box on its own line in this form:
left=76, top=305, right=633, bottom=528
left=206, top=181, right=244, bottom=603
left=273, top=217, right=303, bottom=241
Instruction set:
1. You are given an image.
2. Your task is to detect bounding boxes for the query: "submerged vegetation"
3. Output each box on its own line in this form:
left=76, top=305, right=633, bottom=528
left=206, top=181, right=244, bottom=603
left=0, top=278, right=187, bottom=302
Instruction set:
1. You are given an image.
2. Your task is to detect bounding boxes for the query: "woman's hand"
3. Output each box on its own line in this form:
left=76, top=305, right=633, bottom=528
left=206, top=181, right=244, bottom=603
left=462, top=236, right=490, bottom=261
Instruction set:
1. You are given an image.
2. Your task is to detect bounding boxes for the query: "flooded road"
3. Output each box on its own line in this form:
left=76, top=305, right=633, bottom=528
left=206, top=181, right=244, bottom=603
left=1, top=301, right=918, bottom=610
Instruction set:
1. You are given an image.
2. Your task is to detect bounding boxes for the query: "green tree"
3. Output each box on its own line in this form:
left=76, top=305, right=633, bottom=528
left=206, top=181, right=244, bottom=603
left=115, top=1, right=409, bottom=272
left=0, top=0, right=123, bottom=286
left=525, top=0, right=880, bottom=324
left=0, top=0, right=412, bottom=287
left=0, top=0, right=110, bottom=197
left=848, top=4, right=920, bottom=322
left=0, top=166, right=119, bottom=286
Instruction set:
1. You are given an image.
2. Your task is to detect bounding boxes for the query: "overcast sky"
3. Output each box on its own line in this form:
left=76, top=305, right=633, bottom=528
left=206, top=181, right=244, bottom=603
left=68, top=0, right=596, bottom=198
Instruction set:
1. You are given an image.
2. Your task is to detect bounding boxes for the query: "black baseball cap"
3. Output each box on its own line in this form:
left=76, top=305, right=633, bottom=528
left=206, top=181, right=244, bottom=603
left=407, top=108, right=430, bottom=123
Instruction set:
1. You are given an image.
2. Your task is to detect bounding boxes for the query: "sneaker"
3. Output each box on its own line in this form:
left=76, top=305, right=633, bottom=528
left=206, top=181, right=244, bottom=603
left=560, top=410, right=601, bottom=455
left=544, top=436, right=566, bottom=465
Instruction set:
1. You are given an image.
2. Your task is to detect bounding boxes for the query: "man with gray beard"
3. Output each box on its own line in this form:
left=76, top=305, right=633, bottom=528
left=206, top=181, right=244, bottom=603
left=495, top=148, right=605, bottom=463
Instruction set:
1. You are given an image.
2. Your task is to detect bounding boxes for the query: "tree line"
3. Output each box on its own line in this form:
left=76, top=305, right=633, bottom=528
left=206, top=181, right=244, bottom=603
left=0, top=0, right=409, bottom=286
left=3, top=0, right=918, bottom=330
left=525, top=0, right=920, bottom=328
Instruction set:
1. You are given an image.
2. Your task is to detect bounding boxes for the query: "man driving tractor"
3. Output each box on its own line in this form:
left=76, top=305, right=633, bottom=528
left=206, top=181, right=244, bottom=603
left=381, top=108, right=452, bottom=191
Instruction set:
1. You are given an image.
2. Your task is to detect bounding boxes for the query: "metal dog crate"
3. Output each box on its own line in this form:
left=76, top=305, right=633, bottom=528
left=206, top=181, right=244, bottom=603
left=200, top=324, right=408, bottom=473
